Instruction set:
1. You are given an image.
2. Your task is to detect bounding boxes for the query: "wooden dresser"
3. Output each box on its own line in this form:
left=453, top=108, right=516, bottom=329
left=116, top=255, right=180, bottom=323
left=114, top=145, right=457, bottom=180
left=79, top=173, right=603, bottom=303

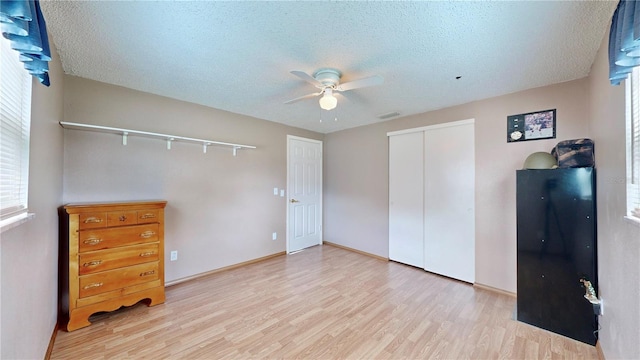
left=59, top=201, right=167, bottom=331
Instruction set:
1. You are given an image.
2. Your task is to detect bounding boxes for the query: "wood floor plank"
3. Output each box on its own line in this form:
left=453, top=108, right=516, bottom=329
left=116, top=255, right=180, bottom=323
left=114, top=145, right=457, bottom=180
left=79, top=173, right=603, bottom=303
left=50, top=244, right=599, bottom=359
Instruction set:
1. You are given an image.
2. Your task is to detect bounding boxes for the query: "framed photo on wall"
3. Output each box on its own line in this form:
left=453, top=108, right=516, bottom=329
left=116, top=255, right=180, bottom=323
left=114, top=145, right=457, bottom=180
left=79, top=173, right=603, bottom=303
left=507, top=109, right=556, bottom=142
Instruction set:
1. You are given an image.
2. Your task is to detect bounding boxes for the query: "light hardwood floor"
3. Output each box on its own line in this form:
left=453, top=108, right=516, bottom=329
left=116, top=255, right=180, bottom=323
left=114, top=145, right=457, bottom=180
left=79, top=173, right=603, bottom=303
left=51, top=244, right=599, bottom=359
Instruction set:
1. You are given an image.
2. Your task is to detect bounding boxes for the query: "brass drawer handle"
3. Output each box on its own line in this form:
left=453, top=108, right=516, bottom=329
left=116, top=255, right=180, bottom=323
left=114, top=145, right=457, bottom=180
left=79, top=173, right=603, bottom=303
left=82, top=260, right=102, bottom=267
left=83, top=217, right=103, bottom=224
left=119, top=215, right=127, bottom=222
left=83, top=238, right=103, bottom=246
left=140, top=270, right=155, bottom=277
left=139, top=231, right=155, bottom=238
left=139, top=252, right=155, bottom=257
left=140, top=213, right=156, bottom=219
left=83, top=282, right=103, bottom=289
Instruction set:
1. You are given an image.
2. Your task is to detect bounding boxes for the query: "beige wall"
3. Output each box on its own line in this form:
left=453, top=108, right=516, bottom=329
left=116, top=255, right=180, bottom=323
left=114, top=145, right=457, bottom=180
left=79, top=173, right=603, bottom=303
left=325, top=79, right=591, bottom=293
left=588, top=32, right=640, bottom=359
left=0, top=43, right=65, bottom=358
left=62, top=77, right=323, bottom=282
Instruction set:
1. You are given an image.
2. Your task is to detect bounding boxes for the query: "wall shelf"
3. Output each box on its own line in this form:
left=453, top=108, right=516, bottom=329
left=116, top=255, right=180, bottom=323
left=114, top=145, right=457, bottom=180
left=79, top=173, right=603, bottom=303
left=59, top=122, right=256, bottom=156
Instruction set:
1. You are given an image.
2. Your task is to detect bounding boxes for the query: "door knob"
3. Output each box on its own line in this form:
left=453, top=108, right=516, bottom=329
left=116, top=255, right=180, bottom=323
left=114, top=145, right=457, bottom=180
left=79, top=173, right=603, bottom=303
left=290, top=199, right=299, bottom=203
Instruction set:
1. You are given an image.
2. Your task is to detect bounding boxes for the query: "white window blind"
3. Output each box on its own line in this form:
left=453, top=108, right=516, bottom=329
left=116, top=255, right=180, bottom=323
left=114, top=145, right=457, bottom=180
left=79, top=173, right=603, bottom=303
left=627, top=68, right=640, bottom=220
left=0, top=36, right=32, bottom=221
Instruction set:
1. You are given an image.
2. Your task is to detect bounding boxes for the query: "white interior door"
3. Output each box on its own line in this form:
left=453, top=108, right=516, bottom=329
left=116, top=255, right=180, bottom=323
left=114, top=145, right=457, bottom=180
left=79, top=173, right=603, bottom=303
left=423, top=120, right=475, bottom=283
left=389, top=132, right=424, bottom=268
left=287, top=136, right=322, bottom=253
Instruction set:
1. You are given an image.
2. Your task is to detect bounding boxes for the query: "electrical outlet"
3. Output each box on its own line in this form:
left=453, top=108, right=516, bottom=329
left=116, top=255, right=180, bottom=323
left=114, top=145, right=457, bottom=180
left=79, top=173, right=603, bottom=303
left=272, top=232, right=277, bottom=240
left=170, top=250, right=178, bottom=261
left=591, top=298, right=603, bottom=316
left=599, top=298, right=604, bottom=315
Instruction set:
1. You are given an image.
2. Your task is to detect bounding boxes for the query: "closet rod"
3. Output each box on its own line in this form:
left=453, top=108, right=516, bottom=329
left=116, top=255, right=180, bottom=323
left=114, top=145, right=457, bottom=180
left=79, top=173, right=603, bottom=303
left=59, top=121, right=256, bottom=155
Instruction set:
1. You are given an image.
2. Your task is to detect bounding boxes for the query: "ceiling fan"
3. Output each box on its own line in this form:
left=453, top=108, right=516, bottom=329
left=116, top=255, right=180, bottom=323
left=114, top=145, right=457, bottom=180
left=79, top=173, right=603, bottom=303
left=284, top=68, right=384, bottom=110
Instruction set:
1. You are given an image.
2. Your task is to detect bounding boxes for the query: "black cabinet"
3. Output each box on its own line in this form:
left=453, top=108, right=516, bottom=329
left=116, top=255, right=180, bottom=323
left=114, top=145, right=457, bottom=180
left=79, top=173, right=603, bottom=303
left=516, top=168, right=597, bottom=345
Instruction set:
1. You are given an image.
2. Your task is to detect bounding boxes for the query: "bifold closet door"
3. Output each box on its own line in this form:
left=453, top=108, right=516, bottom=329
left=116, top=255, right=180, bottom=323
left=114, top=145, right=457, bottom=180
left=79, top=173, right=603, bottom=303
left=388, top=132, right=424, bottom=268
left=423, top=122, right=475, bottom=283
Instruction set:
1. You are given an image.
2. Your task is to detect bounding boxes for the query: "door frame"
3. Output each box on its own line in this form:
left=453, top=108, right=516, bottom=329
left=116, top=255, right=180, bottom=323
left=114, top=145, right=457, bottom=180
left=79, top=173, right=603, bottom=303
left=386, top=118, right=475, bottom=137
left=286, top=135, right=323, bottom=254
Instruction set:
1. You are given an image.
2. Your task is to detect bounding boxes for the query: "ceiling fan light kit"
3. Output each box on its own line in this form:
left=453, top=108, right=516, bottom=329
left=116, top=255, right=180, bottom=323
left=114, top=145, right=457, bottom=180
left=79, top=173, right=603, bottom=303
left=319, top=88, right=337, bottom=110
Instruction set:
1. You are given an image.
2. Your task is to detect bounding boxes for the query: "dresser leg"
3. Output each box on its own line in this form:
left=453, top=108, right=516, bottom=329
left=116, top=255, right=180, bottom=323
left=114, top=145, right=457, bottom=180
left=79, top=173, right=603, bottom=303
left=146, top=287, right=166, bottom=307
left=66, top=309, right=93, bottom=331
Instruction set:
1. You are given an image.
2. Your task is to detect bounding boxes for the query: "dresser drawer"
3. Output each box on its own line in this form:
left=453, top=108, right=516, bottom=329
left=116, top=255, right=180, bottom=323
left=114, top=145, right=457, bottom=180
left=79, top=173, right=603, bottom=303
left=79, top=212, right=107, bottom=229
left=78, top=243, right=159, bottom=275
left=78, top=224, right=159, bottom=252
left=79, top=262, right=159, bottom=298
left=107, top=211, right=138, bottom=227
left=137, top=210, right=160, bottom=224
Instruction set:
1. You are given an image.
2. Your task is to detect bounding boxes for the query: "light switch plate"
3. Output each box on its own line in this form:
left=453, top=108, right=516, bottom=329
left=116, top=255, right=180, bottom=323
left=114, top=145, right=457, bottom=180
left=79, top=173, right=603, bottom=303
left=280, top=189, right=285, bottom=197
left=273, top=187, right=279, bottom=195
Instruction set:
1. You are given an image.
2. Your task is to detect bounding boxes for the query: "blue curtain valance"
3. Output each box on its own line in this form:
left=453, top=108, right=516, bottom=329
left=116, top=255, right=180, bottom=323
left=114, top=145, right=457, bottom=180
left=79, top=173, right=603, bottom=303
left=609, top=0, right=640, bottom=85
left=0, top=0, right=51, bottom=86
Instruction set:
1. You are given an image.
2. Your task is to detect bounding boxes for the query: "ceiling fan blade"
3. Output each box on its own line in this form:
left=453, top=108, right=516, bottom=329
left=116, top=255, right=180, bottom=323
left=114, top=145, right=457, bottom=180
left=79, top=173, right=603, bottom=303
left=336, top=75, right=384, bottom=92
left=284, top=92, right=322, bottom=104
left=290, top=70, right=322, bottom=87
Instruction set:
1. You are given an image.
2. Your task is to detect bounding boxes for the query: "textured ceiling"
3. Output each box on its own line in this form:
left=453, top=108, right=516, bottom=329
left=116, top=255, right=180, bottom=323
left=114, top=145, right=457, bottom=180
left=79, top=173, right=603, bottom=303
left=41, top=1, right=617, bottom=134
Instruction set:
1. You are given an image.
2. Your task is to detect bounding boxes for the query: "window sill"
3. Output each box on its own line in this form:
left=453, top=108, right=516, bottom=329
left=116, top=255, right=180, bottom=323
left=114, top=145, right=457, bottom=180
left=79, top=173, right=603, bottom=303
left=0, top=212, right=36, bottom=233
left=624, top=215, right=640, bottom=227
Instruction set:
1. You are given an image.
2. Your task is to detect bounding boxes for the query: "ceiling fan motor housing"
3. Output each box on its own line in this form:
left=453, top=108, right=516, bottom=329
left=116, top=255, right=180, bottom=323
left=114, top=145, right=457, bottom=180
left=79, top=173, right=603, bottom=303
left=314, top=68, right=342, bottom=87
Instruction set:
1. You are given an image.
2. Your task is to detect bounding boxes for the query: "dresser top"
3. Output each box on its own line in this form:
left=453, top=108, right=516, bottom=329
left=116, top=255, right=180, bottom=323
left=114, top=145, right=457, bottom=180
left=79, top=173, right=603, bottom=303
left=63, top=200, right=167, bottom=213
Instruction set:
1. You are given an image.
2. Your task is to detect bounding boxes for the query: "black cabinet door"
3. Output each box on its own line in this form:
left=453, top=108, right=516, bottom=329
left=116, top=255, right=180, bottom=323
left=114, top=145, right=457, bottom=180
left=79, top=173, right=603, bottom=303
left=516, top=168, right=597, bottom=345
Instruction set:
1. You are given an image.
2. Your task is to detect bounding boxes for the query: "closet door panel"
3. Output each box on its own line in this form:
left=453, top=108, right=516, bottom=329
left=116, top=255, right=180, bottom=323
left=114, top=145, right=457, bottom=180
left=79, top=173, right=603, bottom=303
left=423, top=122, right=475, bottom=283
left=389, top=132, right=424, bottom=268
